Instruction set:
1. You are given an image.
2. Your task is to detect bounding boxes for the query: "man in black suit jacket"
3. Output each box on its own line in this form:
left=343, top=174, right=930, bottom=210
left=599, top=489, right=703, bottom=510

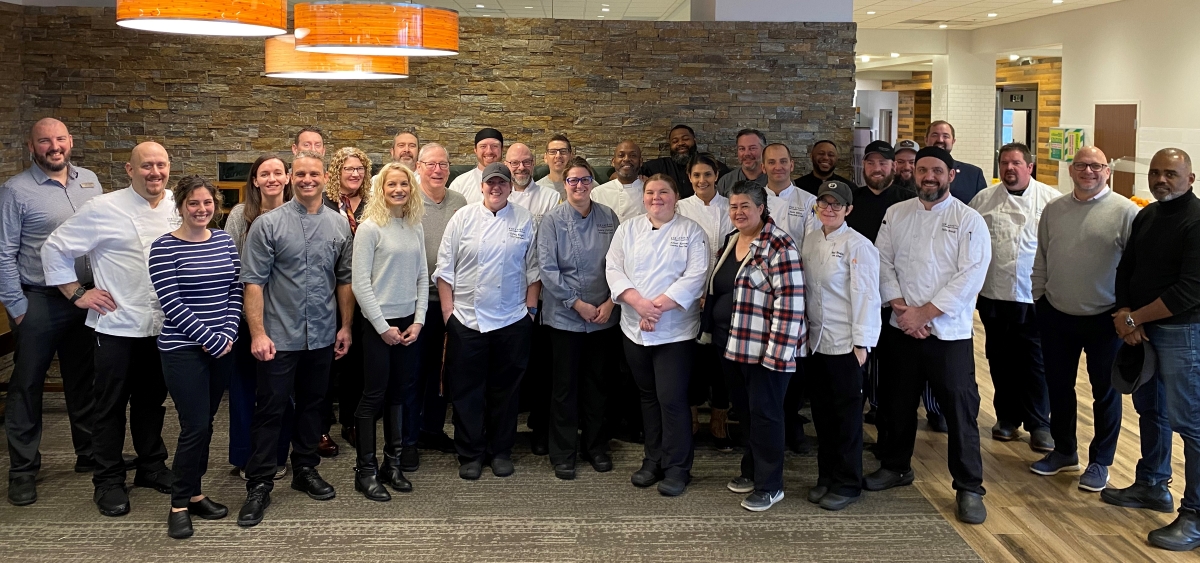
left=926, top=121, right=988, bottom=203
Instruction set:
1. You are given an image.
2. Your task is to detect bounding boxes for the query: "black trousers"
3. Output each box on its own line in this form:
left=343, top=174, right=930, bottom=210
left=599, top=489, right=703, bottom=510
left=724, top=359, right=791, bottom=493
left=689, top=342, right=730, bottom=409
left=878, top=330, right=984, bottom=495
left=445, top=316, right=532, bottom=462
left=246, top=346, right=334, bottom=490
left=161, top=347, right=232, bottom=507
left=6, top=287, right=95, bottom=478
left=807, top=352, right=863, bottom=497
left=547, top=326, right=617, bottom=465
left=520, top=317, right=552, bottom=438
left=980, top=304, right=1049, bottom=431
left=624, top=338, right=694, bottom=480
left=358, top=316, right=421, bottom=445
left=868, top=309, right=942, bottom=417
left=92, top=334, right=169, bottom=489
left=603, top=337, right=643, bottom=440
left=323, top=308, right=364, bottom=433
left=413, top=305, right=449, bottom=444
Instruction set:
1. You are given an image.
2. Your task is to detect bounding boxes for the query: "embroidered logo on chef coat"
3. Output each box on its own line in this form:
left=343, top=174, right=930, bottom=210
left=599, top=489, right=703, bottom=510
left=830, top=250, right=845, bottom=258
left=668, top=236, right=689, bottom=248
left=787, top=206, right=804, bottom=217
left=598, top=223, right=615, bottom=235
left=941, top=223, right=959, bottom=234
left=507, top=227, right=526, bottom=240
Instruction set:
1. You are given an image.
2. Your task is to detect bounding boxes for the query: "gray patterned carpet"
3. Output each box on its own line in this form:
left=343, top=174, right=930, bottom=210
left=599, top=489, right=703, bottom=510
left=0, top=396, right=981, bottom=562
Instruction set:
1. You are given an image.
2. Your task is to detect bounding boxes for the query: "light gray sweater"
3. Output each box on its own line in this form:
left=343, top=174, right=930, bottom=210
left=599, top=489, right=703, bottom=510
left=352, top=217, right=429, bottom=334
left=420, top=189, right=468, bottom=301
left=1032, top=189, right=1138, bottom=316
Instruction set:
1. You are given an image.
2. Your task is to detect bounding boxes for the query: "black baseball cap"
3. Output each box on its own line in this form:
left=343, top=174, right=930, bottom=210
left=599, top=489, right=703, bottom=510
left=481, top=162, right=512, bottom=182
left=864, top=140, right=895, bottom=160
left=817, top=180, right=853, bottom=206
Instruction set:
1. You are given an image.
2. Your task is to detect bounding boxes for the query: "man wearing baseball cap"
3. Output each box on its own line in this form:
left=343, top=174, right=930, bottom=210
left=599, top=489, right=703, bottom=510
left=893, top=140, right=920, bottom=190
left=449, top=128, right=505, bottom=205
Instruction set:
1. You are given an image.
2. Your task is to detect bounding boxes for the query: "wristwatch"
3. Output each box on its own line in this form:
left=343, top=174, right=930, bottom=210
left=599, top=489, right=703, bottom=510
left=528, top=306, right=539, bottom=318
left=69, top=286, right=87, bottom=305
left=854, top=345, right=866, bottom=350
left=1125, top=314, right=1137, bottom=329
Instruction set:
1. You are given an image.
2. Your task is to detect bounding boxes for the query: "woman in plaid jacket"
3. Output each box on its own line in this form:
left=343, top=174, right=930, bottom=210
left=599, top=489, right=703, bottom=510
left=702, top=180, right=806, bottom=512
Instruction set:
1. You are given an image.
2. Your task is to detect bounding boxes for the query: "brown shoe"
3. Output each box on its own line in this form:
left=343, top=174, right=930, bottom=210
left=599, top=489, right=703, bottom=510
left=317, top=434, right=339, bottom=458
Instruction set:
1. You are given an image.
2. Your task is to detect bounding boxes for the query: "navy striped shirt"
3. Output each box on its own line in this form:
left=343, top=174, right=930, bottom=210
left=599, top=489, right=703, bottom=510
left=148, top=229, right=243, bottom=354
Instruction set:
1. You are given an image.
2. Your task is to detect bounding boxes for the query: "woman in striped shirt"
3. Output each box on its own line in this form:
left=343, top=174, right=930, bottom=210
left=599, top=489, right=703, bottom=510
left=148, top=175, right=243, bottom=539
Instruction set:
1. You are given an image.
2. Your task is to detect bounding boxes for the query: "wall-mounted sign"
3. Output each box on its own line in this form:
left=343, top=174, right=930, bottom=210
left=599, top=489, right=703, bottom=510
left=1049, top=128, right=1085, bottom=162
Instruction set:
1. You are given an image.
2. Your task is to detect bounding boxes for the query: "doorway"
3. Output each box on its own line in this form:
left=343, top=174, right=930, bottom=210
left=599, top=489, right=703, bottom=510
left=995, top=87, right=1038, bottom=178
left=1094, top=104, right=1138, bottom=196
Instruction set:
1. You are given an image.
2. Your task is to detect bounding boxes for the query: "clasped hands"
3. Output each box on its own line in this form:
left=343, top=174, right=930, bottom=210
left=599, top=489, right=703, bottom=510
left=1112, top=308, right=1148, bottom=346
left=891, top=299, right=934, bottom=339
left=630, top=293, right=678, bottom=333
left=572, top=299, right=615, bottom=325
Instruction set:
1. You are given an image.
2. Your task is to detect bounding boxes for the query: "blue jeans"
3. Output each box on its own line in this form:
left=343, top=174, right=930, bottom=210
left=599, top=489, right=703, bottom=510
left=1147, top=322, right=1200, bottom=512
left=1132, top=375, right=1172, bottom=487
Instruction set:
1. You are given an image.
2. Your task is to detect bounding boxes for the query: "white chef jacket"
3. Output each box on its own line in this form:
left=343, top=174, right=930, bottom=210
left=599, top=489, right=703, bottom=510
left=509, top=182, right=561, bottom=235
left=766, top=184, right=817, bottom=248
left=42, top=186, right=181, bottom=337
left=677, top=193, right=733, bottom=271
left=606, top=213, right=709, bottom=346
left=801, top=222, right=881, bottom=355
left=448, top=167, right=484, bottom=205
left=591, top=178, right=646, bottom=223
left=876, top=196, right=991, bottom=341
left=969, top=179, right=1060, bottom=303
left=433, top=201, right=539, bottom=333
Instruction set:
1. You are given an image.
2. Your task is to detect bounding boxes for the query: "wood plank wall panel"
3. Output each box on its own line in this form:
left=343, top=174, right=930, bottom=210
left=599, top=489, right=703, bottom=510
left=996, top=58, right=1062, bottom=185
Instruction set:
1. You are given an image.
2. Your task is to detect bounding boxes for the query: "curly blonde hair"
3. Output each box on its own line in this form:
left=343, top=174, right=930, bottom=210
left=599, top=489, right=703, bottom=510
left=325, top=146, right=373, bottom=203
left=363, top=163, right=424, bottom=228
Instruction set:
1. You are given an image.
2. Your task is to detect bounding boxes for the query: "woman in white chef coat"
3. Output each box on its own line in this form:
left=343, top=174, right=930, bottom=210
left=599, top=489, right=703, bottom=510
left=605, top=174, right=709, bottom=497
left=801, top=180, right=881, bottom=512
left=676, top=153, right=735, bottom=451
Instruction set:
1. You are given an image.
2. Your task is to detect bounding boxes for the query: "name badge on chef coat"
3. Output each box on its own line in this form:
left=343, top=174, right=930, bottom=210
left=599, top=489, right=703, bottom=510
left=81, top=182, right=96, bottom=188
left=507, top=227, right=526, bottom=240
left=668, top=236, right=689, bottom=248
left=598, top=223, right=615, bottom=235
left=830, top=250, right=844, bottom=258
left=787, top=206, right=804, bottom=217
left=941, top=223, right=959, bottom=234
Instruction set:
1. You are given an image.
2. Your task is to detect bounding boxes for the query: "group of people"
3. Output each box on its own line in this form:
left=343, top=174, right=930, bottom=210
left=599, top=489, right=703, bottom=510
left=2, top=116, right=1198, bottom=552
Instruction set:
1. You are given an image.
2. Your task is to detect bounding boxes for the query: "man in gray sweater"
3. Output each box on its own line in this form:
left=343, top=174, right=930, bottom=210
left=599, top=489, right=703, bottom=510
left=1029, top=146, right=1143, bottom=492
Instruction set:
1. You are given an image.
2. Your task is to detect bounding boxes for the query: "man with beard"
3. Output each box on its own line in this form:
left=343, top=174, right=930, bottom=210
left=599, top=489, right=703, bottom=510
left=925, top=121, right=987, bottom=204
left=796, top=140, right=854, bottom=196
left=43, top=141, right=182, bottom=516
left=867, top=146, right=991, bottom=525
left=893, top=140, right=919, bottom=189
left=641, top=124, right=727, bottom=199
left=508, top=143, right=560, bottom=225
left=0, top=118, right=102, bottom=505
left=374, top=131, right=420, bottom=186
left=968, top=143, right=1058, bottom=451
left=593, top=140, right=648, bottom=223
left=449, top=128, right=504, bottom=205
left=292, top=126, right=326, bottom=157
left=535, top=134, right=572, bottom=201
left=715, top=129, right=768, bottom=197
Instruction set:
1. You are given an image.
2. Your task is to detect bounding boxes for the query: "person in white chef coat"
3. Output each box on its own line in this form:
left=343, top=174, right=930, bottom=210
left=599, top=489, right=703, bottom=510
left=968, top=142, right=1059, bottom=451
left=867, top=146, right=992, bottom=525
left=448, top=128, right=504, bottom=205
left=591, top=140, right=647, bottom=223
left=606, top=174, right=709, bottom=498
left=434, top=162, right=540, bottom=481
left=677, top=152, right=735, bottom=450
left=800, top=180, right=880, bottom=512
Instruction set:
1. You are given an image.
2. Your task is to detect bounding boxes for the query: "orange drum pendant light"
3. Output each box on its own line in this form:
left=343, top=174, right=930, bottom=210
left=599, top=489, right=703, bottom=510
left=116, top=0, right=287, bottom=36
left=293, top=2, right=459, bottom=57
left=265, top=34, right=409, bottom=80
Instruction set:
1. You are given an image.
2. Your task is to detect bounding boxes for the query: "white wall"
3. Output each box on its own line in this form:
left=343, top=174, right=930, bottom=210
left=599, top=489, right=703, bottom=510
left=854, top=90, right=899, bottom=144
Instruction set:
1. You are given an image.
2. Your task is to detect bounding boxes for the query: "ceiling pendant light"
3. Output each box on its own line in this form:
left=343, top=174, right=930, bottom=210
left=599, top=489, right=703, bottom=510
left=293, top=2, right=459, bottom=57
left=265, top=34, right=409, bottom=80
left=116, top=0, right=287, bottom=36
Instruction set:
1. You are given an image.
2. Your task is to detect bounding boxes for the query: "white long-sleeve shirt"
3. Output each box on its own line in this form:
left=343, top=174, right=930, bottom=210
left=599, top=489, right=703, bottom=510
left=590, top=178, right=646, bottom=223
left=509, top=182, right=561, bottom=234
left=606, top=213, right=709, bottom=346
left=42, top=186, right=180, bottom=337
left=801, top=222, right=882, bottom=355
left=433, top=201, right=539, bottom=333
left=677, top=193, right=733, bottom=272
left=448, top=167, right=484, bottom=205
left=876, top=196, right=991, bottom=341
left=969, top=179, right=1060, bottom=303
left=766, top=184, right=817, bottom=248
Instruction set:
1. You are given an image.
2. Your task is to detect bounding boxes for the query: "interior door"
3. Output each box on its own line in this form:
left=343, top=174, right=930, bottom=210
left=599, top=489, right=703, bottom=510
left=1094, top=104, right=1138, bottom=196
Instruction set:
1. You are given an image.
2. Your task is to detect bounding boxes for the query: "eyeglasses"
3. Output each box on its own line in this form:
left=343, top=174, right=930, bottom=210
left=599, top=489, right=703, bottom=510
left=565, top=176, right=594, bottom=186
left=816, top=200, right=845, bottom=211
left=419, top=161, right=450, bottom=170
left=505, top=159, right=534, bottom=168
left=343, top=166, right=366, bottom=174
left=547, top=149, right=572, bottom=156
left=1071, top=162, right=1108, bottom=172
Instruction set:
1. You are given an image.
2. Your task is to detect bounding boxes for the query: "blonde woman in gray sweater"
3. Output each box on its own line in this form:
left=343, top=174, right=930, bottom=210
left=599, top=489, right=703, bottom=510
left=350, top=162, right=428, bottom=501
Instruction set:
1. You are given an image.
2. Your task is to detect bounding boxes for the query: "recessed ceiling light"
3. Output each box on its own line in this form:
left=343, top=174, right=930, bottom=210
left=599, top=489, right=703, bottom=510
left=476, top=4, right=484, bottom=7
left=1052, top=0, right=1063, bottom=3
left=597, top=15, right=604, bottom=18
left=861, top=55, right=870, bottom=62
left=602, top=7, right=609, bottom=11
left=525, top=6, right=533, bottom=8
left=939, top=24, right=948, bottom=28
left=988, top=13, right=998, bottom=17
left=866, top=11, right=875, bottom=15
left=891, top=52, right=900, bottom=58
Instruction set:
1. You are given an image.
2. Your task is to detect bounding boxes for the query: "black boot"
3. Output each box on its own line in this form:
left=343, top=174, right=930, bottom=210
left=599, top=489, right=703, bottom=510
left=380, top=406, right=413, bottom=493
left=353, top=416, right=390, bottom=502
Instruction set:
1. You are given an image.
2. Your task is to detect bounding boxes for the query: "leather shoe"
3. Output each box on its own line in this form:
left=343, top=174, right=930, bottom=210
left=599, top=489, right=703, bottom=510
left=956, top=490, right=987, bottom=524
left=8, top=475, right=36, bottom=506
left=134, top=467, right=177, bottom=494
left=657, top=476, right=688, bottom=497
left=1029, top=429, right=1055, bottom=453
left=187, top=497, right=228, bottom=520
left=94, top=485, right=130, bottom=517
left=1149, top=511, right=1200, bottom=551
left=819, top=492, right=861, bottom=511
left=237, top=484, right=271, bottom=527
left=807, top=485, right=828, bottom=504
left=354, top=469, right=391, bottom=502
left=317, top=434, right=339, bottom=458
left=530, top=432, right=549, bottom=456
left=864, top=468, right=915, bottom=491
left=167, top=510, right=193, bottom=539
left=554, top=463, right=576, bottom=480
left=380, top=456, right=413, bottom=492
left=400, top=446, right=420, bottom=472
left=491, top=457, right=515, bottom=477
left=631, top=461, right=662, bottom=488
left=1100, top=482, right=1174, bottom=513
left=290, top=467, right=336, bottom=500
left=74, top=455, right=99, bottom=474
left=459, top=460, right=483, bottom=480
left=991, top=422, right=1019, bottom=442
left=587, top=453, right=613, bottom=473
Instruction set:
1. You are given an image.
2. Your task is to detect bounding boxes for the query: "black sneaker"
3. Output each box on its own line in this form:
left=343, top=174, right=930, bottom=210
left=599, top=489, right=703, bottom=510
left=7, top=475, right=36, bottom=506
left=290, top=467, right=336, bottom=500
left=491, top=457, right=515, bottom=478
left=554, top=463, right=576, bottom=481
left=459, top=460, right=483, bottom=480
left=741, top=490, right=784, bottom=512
left=94, top=485, right=130, bottom=517
left=630, top=461, right=662, bottom=488
left=133, top=467, right=177, bottom=494
left=1100, top=482, right=1174, bottom=513
left=237, top=484, right=271, bottom=527
left=586, top=453, right=613, bottom=473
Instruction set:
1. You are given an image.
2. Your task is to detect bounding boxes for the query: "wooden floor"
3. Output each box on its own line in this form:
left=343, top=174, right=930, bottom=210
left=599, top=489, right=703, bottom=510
left=894, top=316, right=1190, bottom=563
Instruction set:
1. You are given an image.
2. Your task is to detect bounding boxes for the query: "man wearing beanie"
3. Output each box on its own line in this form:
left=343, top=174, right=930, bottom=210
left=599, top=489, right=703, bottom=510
left=449, top=128, right=505, bottom=205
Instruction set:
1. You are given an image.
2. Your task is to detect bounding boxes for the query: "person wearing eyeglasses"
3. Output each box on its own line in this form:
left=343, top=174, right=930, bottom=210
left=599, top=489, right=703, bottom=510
left=606, top=174, right=709, bottom=497
left=678, top=153, right=735, bottom=451
left=449, top=128, right=504, bottom=205
left=538, top=157, right=620, bottom=480
left=801, top=181, right=880, bottom=512
left=536, top=134, right=573, bottom=201
left=1029, top=146, right=1141, bottom=494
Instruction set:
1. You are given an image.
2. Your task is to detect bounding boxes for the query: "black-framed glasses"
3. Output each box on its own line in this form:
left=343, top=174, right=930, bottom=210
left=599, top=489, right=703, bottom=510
left=816, top=200, right=845, bottom=211
left=1071, top=162, right=1108, bottom=172
left=547, top=149, right=572, bottom=156
left=565, top=176, right=594, bottom=186
left=505, top=159, right=534, bottom=168
left=419, top=161, right=450, bottom=170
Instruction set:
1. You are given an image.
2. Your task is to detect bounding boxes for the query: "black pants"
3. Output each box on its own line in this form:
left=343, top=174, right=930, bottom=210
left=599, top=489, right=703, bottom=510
left=980, top=303, right=1049, bottom=431
left=689, top=343, right=730, bottom=409
left=92, top=334, right=169, bottom=489
left=323, top=308, right=364, bottom=434
left=445, top=316, right=532, bottom=462
left=868, top=311, right=942, bottom=417
left=6, top=287, right=95, bottom=478
left=548, top=326, right=617, bottom=465
left=878, top=330, right=984, bottom=495
left=246, top=346, right=334, bottom=490
left=413, top=305, right=449, bottom=444
left=228, top=318, right=292, bottom=469
left=603, top=338, right=643, bottom=440
left=624, top=338, right=694, bottom=480
left=520, top=317, right=552, bottom=439
left=161, top=347, right=232, bottom=507
left=723, top=359, right=791, bottom=493
left=358, top=316, right=421, bottom=440
left=807, top=352, right=863, bottom=497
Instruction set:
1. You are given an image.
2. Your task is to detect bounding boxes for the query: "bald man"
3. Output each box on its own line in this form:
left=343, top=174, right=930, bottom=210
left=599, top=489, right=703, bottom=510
left=0, top=118, right=103, bottom=505
left=592, top=140, right=647, bottom=223
left=42, top=141, right=181, bottom=516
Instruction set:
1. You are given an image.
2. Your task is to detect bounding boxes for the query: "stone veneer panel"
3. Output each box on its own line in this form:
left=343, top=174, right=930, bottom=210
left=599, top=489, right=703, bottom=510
left=0, top=3, right=25, bottom=180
